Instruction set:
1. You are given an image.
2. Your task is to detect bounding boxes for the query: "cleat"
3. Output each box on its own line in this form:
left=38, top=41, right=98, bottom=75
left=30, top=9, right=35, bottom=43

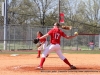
left=70, top=65, right=77, bottom=69
left=36, top=66, right=43, bottom=70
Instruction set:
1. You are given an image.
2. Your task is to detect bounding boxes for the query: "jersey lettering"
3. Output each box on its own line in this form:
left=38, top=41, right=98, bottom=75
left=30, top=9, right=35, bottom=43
left=54, top=33, right=60, bottom=39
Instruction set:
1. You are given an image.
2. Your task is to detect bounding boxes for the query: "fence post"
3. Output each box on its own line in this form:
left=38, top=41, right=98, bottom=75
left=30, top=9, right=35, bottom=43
left=4, top=0, right=8, bottom=50
left=99, top=34, right=100, bottom=50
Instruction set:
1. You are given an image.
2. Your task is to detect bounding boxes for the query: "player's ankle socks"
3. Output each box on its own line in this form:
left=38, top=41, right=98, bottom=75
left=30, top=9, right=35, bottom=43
left=63, top=58, right=71, bottom=66
left=38, top=50, right=41, bottom=57
left=40, top=58, right=45, bottom=67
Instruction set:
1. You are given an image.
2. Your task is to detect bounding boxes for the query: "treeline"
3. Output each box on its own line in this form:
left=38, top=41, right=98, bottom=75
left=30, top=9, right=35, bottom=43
left=0, top=0, right=100, bottom=28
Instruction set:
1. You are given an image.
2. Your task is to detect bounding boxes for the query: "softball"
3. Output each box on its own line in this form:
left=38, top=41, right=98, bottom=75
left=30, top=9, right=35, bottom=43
left=74, top=32, right=78, bottom=35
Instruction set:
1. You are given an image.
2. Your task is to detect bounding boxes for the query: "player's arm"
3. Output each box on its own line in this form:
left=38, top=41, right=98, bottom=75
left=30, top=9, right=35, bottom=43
left=64, top=35, right=77, bottom=39
left=39, top=33, right=49, bottom=40
left=64, top=33, right=78, bottom=39
left=39, top=29, right=52, bottom=40
left=62, top=31, right=78, bottom=39
left=62, top=32, right=78, bottom=39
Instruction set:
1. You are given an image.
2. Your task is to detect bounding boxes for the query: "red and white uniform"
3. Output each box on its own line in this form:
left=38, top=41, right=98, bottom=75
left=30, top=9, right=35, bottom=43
left=37, top=36, right=48, bottom=50
left=89, top=42, right=94, bottom=50
left=42, top=27, right=67, bottom=60
left=89, top=42, right=94, bottom=45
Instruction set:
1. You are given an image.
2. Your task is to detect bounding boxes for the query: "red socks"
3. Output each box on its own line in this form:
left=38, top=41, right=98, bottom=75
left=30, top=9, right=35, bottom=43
left=37, top=50, right=41, bottom=57
left=40, top=58, right=45, bottom=67
left=39, top=58, right=71, bottom=68
left=63, top=58, right=71, bottom=66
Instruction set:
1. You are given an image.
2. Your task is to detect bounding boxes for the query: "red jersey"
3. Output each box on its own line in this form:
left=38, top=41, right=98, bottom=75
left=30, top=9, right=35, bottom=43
left=48, top=27, right=66, bottom=44
left=89, top=42, right=94, bottom=45
left=37, top=35, right=46, bottom=43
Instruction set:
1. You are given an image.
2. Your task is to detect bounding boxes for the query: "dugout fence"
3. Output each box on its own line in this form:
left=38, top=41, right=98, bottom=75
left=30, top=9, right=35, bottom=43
left=0, top=24, right=99, bottom=51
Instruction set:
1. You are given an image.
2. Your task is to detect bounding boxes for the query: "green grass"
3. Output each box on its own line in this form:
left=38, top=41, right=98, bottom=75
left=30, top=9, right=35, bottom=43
left=63, top=46, right=99, bottom=51
left=0, top=49, right=100, bottom=54
left=0, top=50, right=37, bottom=54
left=62, top=50, right=100, bottom=54
left=0, top=43, right=100, bottom=54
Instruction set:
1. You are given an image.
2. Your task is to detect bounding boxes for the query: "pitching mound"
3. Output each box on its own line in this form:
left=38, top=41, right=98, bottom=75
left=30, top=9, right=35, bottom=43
left=7, top=64, right=100, bottom=73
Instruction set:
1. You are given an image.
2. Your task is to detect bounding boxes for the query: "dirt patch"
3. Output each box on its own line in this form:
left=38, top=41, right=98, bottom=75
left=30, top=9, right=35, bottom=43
left=0, top=54, right=100, bottom=75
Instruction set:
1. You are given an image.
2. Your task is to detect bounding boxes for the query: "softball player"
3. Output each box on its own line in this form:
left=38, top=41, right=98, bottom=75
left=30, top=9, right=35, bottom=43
left=36, top=31, right=48, bottom=58
left=89, top=40, right=95, bottom=50
left=36, top=22, right=78, bottom=69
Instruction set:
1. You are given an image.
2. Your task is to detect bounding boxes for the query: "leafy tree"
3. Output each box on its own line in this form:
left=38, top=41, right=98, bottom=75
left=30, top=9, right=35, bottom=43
left=8, top=0, right=34, bottom=25
left=33, top=0, right=58, bottom=26
left=8, top=0, right=58, bottom=26
left=0, top=0, right=5, bottom=25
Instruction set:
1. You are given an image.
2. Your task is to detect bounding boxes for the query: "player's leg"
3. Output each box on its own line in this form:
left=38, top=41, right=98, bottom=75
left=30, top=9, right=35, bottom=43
left=42, top=41, right=48, bottom=49
left=55, top=44, right=76, bottom=69
left=42, top=41, right=49, bottom=57
left=56, top=50, right=76, bottom=69
left=37, top=45, right=42, bottom=58
left=37, top=50, right=41, bottom=58
left=37, top=42, right=48, bottom=58
left=56, top=50, right=72, bottom=65
left=37, top=44, right=55, bottom=69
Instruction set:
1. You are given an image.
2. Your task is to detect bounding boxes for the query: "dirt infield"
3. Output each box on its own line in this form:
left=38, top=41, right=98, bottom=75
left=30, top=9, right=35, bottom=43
left=0, top=53, right=100, bottom=75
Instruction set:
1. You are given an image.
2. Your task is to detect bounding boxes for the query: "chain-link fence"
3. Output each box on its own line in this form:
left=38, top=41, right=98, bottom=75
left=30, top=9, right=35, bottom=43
left=0, top=24, right=99, bottom=51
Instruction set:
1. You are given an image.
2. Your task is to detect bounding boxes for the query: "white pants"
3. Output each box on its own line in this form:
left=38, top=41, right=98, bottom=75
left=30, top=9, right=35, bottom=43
left=38, top=41, right=48, bottom=50
left=89, top=45, right=94, bottom=50
left=42, top=44, right=65, bottom=60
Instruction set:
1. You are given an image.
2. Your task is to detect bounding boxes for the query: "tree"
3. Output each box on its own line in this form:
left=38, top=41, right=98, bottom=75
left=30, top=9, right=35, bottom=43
left=8, top=0, right=58, bottom=26
left=33, top=0, right=58, bottom=26
left=0, top=0, right=5, bottom=25
left=8, top=0, right=34, bottom=25
left=85, top=0, right=100, bottom=26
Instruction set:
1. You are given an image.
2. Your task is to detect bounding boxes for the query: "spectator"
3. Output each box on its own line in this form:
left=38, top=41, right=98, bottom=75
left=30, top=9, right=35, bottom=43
left=89, top=40, right=95, bottom=50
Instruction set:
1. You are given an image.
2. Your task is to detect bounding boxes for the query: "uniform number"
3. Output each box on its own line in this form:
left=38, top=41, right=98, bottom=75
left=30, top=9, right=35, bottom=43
left=55, top=33, right=60, bottom=39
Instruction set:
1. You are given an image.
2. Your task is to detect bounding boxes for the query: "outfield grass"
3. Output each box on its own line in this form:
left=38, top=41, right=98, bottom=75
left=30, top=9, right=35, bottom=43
left=0, top=42, right=99, bottom=51
left=0, top=49, right=100, bottom=54
left=63, top=50, right=100, bottom=54
left=0, top=42, right=100, bottom=54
